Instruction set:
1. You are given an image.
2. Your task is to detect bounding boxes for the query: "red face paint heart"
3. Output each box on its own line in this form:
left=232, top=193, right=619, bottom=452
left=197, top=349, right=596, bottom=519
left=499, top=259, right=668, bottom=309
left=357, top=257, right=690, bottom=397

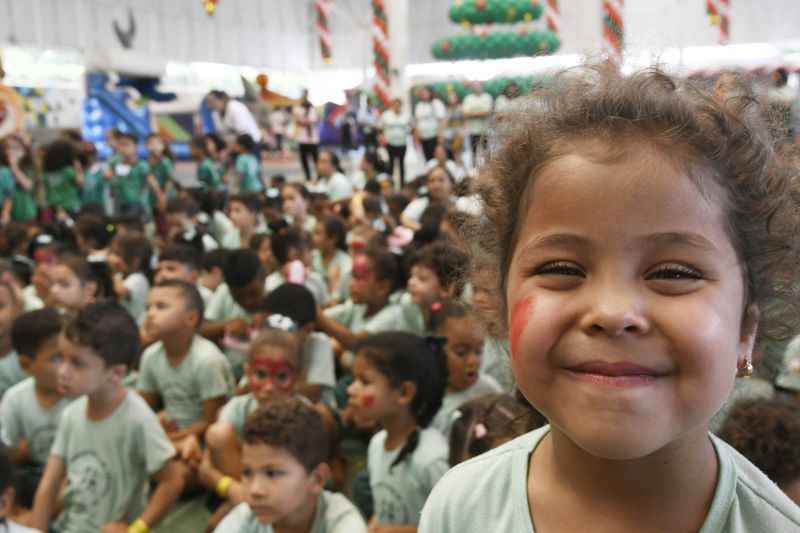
left=509, top=296, right=534, bottom=361
left=361, top=393, right=375, bottom=408
left=249, top=359, right=298, bottom=394
left=351, top=255, right=372, bottom=281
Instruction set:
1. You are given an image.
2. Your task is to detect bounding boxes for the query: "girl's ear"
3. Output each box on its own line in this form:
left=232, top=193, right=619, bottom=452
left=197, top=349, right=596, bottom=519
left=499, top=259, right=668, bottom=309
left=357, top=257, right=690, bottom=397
left=308, top=462, right=330, bottom=495
left=396, top=380, right=417, bottom=407
left=737, top=304, right=760, bottom=367
left=107, top=363, right=128, bottom=384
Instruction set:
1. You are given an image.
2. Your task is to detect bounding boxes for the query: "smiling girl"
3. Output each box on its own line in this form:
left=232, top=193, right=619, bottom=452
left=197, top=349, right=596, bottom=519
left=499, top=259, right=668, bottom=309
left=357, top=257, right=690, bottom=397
left=420, top=66, right=800, bottom=532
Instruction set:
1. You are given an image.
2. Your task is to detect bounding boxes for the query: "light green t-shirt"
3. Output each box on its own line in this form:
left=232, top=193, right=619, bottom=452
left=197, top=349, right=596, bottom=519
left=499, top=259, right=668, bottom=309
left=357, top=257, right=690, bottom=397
left=112, top=160, right=151, bottom=208
left=119, top=272, right=149, bottom=324
left=310, top=249, right=352, bottom=282
left=430, top=374, right=502, bottom=439
left=480, top=337, right=515, bottom=393
left=0, top=351, right=27, bottom=399
left=52, top=392, right=176, bottom=533
left=368, top=428, right=449, bottom=526
left=0, top=377, right=72, bottom=465
left=204, top=283, right=249, bottom=375
left=218, top=393, right=260, bottom=438
left=215, top=491, right=367, bottom=533
left=198, top=158, right=224, bottom=191
left=324, top=300, right=426, bottom=336
left=235, top=153, right=263, bottom=193
left=419, top=425, right=800, bottom=533
left=137, top=335, right=234, bottom=430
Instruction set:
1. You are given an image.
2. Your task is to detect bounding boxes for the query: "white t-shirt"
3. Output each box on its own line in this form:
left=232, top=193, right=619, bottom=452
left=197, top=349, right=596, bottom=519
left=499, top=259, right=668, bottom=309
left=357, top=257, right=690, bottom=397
left=414, top=100, right=447, bottom=140
left=292, top=105, right=320, bottom=144
left=219, top=99, right=262, bottom=142
left=401, top=196, right=477, bottom=226
left=268, top=109, right=287, bottom=135
left=462, top=92, right=494, bottom=135
left=420, top=425, right=800, bottom=532
left=380, top=110, right=410, bottom=147
left=4, top=520, right=40, bottom=533
left=315, top=172, right=354, bottom=202
left=121, top=272, right=150, bottom=323
left=424, top=158, right=466, bottom=183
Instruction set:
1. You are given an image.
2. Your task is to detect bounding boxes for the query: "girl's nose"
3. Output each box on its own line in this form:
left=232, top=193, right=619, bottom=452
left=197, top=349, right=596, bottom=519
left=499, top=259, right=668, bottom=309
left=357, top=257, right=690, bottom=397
left=579, top=281, right=650, bottom=337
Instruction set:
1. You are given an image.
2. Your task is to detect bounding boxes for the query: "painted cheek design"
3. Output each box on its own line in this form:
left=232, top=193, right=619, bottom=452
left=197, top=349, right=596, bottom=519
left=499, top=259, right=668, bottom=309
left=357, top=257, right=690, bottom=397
left=361, top=393, right=375, bottom=408
left=351, top=255, right=373, bottom=281
left=250, top=360, right=298, bottom=392
left=509, top=296, right=534, bottom=361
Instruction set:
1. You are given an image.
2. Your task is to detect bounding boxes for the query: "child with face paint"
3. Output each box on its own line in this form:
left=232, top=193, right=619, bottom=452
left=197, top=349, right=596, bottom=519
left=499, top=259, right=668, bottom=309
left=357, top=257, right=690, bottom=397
left=318, top=246, right=425, bottom=353
left=347, top=332, right=449, bottom=532
left=428, top=300, right=502, bottom=439
left=420, top=67, right=800, bottom=532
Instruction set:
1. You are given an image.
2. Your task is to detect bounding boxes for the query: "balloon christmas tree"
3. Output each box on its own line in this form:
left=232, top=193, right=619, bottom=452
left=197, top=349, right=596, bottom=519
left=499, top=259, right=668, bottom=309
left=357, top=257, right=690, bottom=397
left=432, top=0, right=560, bottom=61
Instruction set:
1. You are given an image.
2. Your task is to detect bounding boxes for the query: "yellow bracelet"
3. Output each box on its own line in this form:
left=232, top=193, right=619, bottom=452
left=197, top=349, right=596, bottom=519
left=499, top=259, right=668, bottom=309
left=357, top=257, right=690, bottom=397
left=216, top=475, right=234, bottom=498
left=128, top=518, right=150, bottom=533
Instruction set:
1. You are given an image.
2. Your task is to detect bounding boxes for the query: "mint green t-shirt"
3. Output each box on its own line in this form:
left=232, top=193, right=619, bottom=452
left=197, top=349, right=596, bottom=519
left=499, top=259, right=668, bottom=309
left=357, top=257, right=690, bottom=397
left=368, top=428, right=449, bottom=526
left=137, top=335, right=235, bottom=430
left=480, top=337, right=515, bottom=392
left=324, top=300, right=426, bottom=336
left=81, top=164, right=107, bottom=207
left=431, top=374, right=501, bottom=439
left=150, top=157, right=174, bottom=205
left=44, top=166, right=81, bottom=212
left=235, top=153, right=263, bottom=193
left=51, top=392, right=176, bottom=533
left=0, top=351, right=27, bottom=399
left=419, top=425, right=800, bottom=532
left=204, top=283, right=249, bottom=376
left=215, top=491, right=367, bottom=533
left=0, top=377, right=72, bottom=465
left=198, top=158, right=224, bottom=191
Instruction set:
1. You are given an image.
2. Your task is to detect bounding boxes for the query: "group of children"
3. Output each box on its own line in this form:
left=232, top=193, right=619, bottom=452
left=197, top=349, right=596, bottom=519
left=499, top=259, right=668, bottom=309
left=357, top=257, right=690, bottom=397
left=0, top=64, right=799, bottom=533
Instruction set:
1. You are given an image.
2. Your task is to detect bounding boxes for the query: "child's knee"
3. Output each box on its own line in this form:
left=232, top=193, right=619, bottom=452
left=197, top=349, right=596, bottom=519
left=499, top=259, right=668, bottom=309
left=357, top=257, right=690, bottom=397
left=206, top=422, right=237, bottom=452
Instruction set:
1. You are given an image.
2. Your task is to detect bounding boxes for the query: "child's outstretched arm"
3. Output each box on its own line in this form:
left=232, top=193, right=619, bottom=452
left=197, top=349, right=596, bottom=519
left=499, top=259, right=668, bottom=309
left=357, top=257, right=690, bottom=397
left=30, top=454, right=66, bottom=531
left=127, top=459, right=186, bottom=531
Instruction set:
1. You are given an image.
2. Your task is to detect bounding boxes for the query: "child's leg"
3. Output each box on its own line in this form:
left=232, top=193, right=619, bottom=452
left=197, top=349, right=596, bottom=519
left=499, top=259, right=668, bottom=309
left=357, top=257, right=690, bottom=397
left=205, top=422, right=242, bottom=478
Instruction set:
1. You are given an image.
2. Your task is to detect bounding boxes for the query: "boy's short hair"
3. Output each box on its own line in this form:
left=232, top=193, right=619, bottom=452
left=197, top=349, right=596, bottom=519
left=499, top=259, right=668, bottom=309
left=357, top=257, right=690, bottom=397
left=202, top=249, right=229, bottom=272
left=261, top=283, right=316, bottom=327
left=718, top=397, right=800, bottom=487
left=229, top=193, right=262, bottom=213
left=11, top=308, right=62, bottom=358
left=64, top=302, right=140, bottom=368
left=409, top=241, right=470, bottom=296
left=154, top=280, right=204, bottom=326
left=159, top=244, right=201, bottom=271
left=236, top=134, right=256, bottom=152
left=223, top=249, right=264, bottom=289
left=166, top=196, right=200, bottom=217
left=242, top=396, right=329, bottom=473
left=117, top=132, right=138, bottom=143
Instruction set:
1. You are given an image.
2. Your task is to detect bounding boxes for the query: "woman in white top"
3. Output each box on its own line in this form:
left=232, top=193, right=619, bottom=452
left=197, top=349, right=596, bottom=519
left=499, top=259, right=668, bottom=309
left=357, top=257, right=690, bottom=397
left=292, top=90, right=320, bottom=182
left=315, top=150, right=353, bottom=203
left=413, top=87, right=447, bottom=162
left=380, top=98, right=411, bottom=187
left=401, top=164, right=462, bottom=231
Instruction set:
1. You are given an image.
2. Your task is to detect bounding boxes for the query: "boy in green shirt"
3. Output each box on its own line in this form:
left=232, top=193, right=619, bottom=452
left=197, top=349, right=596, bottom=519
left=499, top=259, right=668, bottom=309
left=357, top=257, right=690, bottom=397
left=107, top=132, right=153, bottom=216
left=192, top=136, right=225, bottom=191
left=30, top=302, right=185, bottom=533
left=228, top=134, right=263, bottom=193
left=42, top=140, right=82, bottom=214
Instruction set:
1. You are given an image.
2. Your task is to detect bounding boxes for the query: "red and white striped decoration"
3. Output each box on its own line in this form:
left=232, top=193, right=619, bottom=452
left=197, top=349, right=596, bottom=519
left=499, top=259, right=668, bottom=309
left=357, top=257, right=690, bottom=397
left=706, top=0, right=730, bottom=45
left=602, top=0, right=624, bottom=65
left=372, top=0, right=391, bottom=109
left=316, top=0, right=333, bottom=63
left=545, top=0, right=560, bottom=35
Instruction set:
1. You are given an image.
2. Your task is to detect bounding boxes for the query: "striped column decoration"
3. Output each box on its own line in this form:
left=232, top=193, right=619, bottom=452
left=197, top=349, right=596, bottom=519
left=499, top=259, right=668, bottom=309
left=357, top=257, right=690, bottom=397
left=372, top=0, right=391, bottom=109
left=602, top=0, right=624, bottom=65
left=545, top=0, right=560, bottom=35
left=706, top=0, right=730, bottom=45
left=316, top=0, right=333, bottom=64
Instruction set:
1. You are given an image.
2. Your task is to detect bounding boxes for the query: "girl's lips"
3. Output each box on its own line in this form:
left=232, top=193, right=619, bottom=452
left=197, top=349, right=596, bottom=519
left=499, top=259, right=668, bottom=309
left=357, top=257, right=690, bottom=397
left=565, top=361, right=669, bottom=388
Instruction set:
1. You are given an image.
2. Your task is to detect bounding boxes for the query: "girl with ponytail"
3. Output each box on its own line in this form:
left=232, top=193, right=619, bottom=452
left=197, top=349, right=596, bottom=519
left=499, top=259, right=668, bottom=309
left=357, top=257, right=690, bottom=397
left=346, top=331, right=449, bottom=532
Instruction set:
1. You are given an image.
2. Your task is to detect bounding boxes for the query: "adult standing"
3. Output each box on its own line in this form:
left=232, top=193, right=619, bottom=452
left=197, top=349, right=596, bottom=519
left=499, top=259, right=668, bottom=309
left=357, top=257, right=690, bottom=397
left=380, top=98, right=410, bottom=187
left=413, top=87, right=447, bottom=162
left=292, top=89, right=320, bottom=182
left=461, top=82, right=493, bottom=164
left=206, top=90, right=262, bottom=144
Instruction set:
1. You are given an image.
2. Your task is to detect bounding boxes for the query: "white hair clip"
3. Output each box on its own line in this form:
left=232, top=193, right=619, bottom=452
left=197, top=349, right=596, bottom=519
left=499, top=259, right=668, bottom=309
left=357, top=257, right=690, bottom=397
left=266, top=313, right=298, bottom=332
left=474, top=423, right=487, bottom=439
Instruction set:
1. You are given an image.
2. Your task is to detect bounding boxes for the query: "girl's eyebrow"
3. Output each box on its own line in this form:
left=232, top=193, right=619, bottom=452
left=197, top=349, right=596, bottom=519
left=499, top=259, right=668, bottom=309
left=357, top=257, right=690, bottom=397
left=516, top=231, right=718, bottom=261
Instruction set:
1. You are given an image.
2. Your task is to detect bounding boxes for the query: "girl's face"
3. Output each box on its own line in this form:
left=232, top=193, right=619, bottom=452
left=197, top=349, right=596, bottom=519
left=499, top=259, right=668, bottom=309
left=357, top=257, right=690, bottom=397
left=257, top=238, right=274, bottom=271
left=0, top=286, right=20, bottom=338
left=408, top=265, right=448, bottom=308
left=282, top=187, right=307, bottom=219
left=427, top=168, right=453, bottom=202
left=246, top=346, right=298, bottom=405
left=347, top=354, right=405, bottom=423
left=505, top=142, right=756, bottom=461
left=229, top=201, right=257, bottom=229
left=441, top=315, right=485, bottom=392
left=316, top=152, right=334, bottom=178
left=349, top=255, right=386, bottom=305
left=49, top=264, right=95, bottom=311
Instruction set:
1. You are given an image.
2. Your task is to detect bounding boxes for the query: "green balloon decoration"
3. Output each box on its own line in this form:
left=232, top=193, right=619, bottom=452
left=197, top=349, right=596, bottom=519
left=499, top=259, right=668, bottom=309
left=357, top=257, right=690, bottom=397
left=413, top=75, right=547, bottom=103
left=449, top=0, right=543, bottom=25
left=432, top=30, right=560, bottom=61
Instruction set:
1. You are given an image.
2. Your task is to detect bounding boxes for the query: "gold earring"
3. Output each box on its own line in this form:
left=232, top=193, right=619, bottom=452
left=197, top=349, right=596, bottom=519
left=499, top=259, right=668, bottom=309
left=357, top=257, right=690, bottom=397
left=737, top=359, right=754, bottom=378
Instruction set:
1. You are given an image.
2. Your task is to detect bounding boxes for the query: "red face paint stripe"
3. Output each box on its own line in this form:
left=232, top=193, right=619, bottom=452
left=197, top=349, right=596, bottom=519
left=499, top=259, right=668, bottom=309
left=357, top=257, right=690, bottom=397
left=509, top=297, right=533, bottom=361
left=361, top=393, right=375, bottom=408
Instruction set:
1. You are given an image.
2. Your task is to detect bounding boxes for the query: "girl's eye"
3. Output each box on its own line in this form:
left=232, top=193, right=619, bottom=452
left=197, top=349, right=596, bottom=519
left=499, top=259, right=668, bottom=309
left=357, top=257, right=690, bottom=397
left=533, top=261, right=585, bottom=277
left=266, top=469, right=283, bottom=478
left=242, top=468, right=252, bottom=479
left=646, top=265, right=703, bottom=281
left=254, top=370, right=268, bottom=380
left=275, top=371, right=292, bottom=385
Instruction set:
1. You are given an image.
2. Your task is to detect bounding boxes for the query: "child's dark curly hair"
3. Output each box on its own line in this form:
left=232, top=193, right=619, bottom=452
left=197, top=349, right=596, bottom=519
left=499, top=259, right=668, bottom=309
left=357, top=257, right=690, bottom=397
left=408, top=241, right=470, bottom=298
left=43, top=139, right=77, bottom=172
left=466, top=64, right=800, bottom=354
left=718, top=397, right=800, bottom=488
